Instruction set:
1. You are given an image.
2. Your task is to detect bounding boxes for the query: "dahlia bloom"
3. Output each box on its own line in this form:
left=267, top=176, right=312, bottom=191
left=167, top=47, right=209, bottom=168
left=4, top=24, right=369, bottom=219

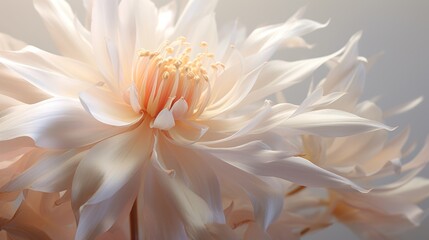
left=0, top=0, right=427, bottom=240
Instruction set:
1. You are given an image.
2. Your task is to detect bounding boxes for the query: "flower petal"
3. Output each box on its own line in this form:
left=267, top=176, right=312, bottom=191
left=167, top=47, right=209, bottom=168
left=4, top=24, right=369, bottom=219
left=151, top=108, right=175, bottom=130
left=76, top=173, right=139, bottom=240
left=141, top=162, right=237, bottom=239
left=282, top=109, right=394, bottom=137
left=0, top=98, right=120, bottom=149
left=79, top=86, right=142, bottom=126
left=242, top=8, right=328, bottom=59
left=1, top=150, right=85, bottom=192
left=90, top=0, right=121, bottom=86
left=0, top=46, right=103, bottom=98
left=71, top=118, right=153, bottom=210
left=171, top=0, right=218, bottom=39
left=157, top=136, right=225, bottom=223
left=0, top=33, right=26, bottom=51
left=34, top=0, right=94, bottom=64
left=171, top=98, right=188, bottom=120
left=204, top=141, right=368, bottom=192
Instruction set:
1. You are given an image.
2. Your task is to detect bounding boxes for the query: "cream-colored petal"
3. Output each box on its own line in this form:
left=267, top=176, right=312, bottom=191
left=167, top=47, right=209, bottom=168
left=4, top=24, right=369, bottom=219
left=76, top=173, right=139, bottom=240
left=34, top=0, right=94, bottom=64
left=171, top=98, right=188, bottom=120
left=80, top=86, right=142, bottom=126
left=151, top=108, right=175, bottom=130
left=282, top=109, right=394, bottom=137
left=0, top=33, right=26, bottom=51
left=135, top=0, right=159, bottom=50
left=384, top=96, right=423, bottom=118
left=1, top=150, right=85, bottom=193
left=204, top=141, right=368, bottom=192
left=0, top=95, right=23, bottom=110
left=241, top=48, right=343, bottom=106
left=0, top=98, right=121, bottom=149
left=71, top=119, right=153, bottom=209
left=157, top=136, right=225, bottom=222
left=0, top=46, right=104, bottom=98
left=90, top=0, right=121, bottom=87
left=0, top=65, right=49, bottom=104
left=203, top=152, right=284, bottom=230
left=171, top=0, right=218, bottom=39
left=141, top=162, right=237, bottom=240
left=242, top=9, right=328, bottom=59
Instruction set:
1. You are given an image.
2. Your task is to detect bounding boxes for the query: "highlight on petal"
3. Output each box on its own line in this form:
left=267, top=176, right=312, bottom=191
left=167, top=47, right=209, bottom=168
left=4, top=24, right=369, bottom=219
left=71, top=118, right=153, bottom=210
left=80, top=86, right=142, bottom=126
left=282, top=109, right=395, bottom=137
left=0, top=46, right=103, bottom=98
left=34, top=0, right=94, bottom=64
left=0, top=1, right=427, bottom=240
left=0, top=98, right=121, bottom=149
left=151, top=108, right=175, bottom=130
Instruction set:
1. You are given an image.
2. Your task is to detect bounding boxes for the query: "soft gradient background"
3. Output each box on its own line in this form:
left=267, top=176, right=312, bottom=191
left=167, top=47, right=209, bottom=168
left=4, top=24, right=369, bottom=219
left=0, top=0, right=428, bottom=239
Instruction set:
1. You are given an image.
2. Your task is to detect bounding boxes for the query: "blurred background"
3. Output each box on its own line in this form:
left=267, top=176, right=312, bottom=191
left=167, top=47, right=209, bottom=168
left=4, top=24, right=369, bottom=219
left=0, top=0, right=428, bottom=239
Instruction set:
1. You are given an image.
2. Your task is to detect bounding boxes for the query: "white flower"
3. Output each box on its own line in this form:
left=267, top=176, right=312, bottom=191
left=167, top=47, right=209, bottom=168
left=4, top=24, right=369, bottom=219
left=0, top=0, right=424, bottom=239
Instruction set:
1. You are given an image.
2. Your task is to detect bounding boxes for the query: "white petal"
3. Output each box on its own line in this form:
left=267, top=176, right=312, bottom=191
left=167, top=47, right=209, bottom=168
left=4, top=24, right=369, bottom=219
left=157, top=136, right=225, bottom=222
left=71, top=119, right=153, bottom=209
left=80, top=86, right=141, bottom=126
left=0, top=95, right=23, bottom=110
left=1, top=150, right=84, bottom=192
left=171, top=98, right=188, bottom=120
left=204, top=141, right=368, bottom=192
left=135, top=0, right=158, bottom=50
left=171, top=0, right=218, bottom=39
left=242, top=9, right=328, bottom=59
left=0, top=33, right=26, bottom=51
left=384, top=96, right=423, bottom=118
left=283, top=109, right=394, bottom=137
left=151, top=109, right=175, bottom=130
left=0, top=98, right=120, bottom=149
left=206, top=62, right=265, bottom=116
left=141, top=162, right=235, bottom=239
left=241, top=48, right=343, bottom=106
left=201, top=151, right=284, bottom=230
left=91, top=0, right=120, bottom=85
left=0, top=46, right=103, bottom=98
left=129, top=83, right=141, bottom=113
left=76, top=173, right=139, bottom=240
left=34, top=0, right=94, bottom=64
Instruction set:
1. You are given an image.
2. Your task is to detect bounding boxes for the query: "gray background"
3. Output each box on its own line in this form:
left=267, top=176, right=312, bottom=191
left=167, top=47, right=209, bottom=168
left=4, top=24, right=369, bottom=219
left=0, top=0, right=428, bottom=239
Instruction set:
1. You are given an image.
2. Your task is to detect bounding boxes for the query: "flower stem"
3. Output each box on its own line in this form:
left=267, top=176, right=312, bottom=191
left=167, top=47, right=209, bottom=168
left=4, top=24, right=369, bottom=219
left=130, top=199, right=138, bottom=240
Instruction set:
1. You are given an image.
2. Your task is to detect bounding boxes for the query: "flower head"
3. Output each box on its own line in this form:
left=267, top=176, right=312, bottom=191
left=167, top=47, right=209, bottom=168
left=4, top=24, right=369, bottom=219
left=0, top=0, right=428, bottom=239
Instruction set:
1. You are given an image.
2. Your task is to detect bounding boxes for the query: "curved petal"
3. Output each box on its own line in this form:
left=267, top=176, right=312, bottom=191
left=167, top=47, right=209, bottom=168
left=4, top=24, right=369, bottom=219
left=0, top=33, right=26, bottom=51
left=0, top=46, right=104, bottom=98
left=1, top=150, right=85, bottom=192
left=34, top=0, right=94, bottom=64
left=241, top=48, right=343, bottom=106
left=242, top=8, right=328, bottom=59
left=151, top=108, right=175, bottom=130
left=204, top=155, right=285, bottom=230
left=281, top=109, right=395, bottom=137
left=91, top=0, right=121, bottom=86
left=76, top=173, right=139, bottom=240
left=0, top=98, right=121, bottom=149
left=157, top=136, right=225, bottom=223
left=0, top=95, right=23, bottom=110
left=202, top=141, right=369, bottom=192
left=79, top=86, right=142, bottom=126
left=171, top=0, right=218, bottom=39
left=135, top=0, right=159, bottom=50
left=71, top=118, right=153, bottom=211
left=141, top=162, right=237, bottom=240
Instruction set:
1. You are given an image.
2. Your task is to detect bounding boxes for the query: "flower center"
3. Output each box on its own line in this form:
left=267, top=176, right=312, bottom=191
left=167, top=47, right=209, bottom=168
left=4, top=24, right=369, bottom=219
left=133, top=37, right=223, bottom=119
